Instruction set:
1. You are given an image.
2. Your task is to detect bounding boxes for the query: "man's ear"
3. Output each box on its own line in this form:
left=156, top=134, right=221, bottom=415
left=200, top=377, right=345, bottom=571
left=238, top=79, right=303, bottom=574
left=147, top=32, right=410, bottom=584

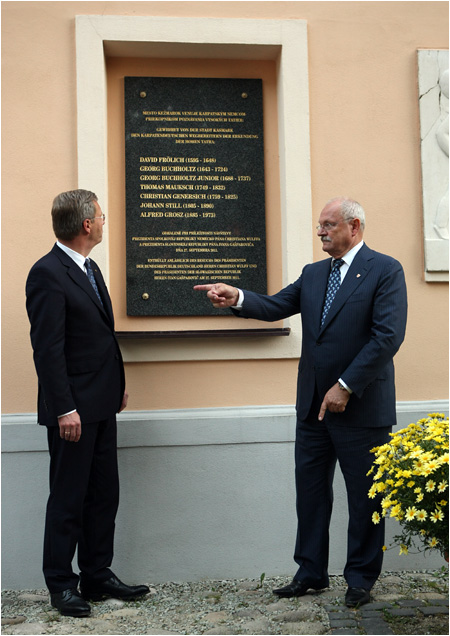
left=82, top=218, right=91, bottom=234
left=351, top=218, right=361, bottom=236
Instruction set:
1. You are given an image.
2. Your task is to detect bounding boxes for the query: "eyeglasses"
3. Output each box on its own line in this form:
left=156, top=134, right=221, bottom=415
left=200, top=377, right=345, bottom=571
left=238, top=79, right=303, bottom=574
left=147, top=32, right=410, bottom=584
left=316, top=222, right=339, bottom=231
left=88, top=214, right=106, bottom=222
left=316, top=219, right=354, bottom=232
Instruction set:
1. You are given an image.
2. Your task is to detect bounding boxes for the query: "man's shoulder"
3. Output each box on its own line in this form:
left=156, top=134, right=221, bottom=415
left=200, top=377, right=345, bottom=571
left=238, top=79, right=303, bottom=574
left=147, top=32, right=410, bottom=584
left=29, top=245, right=65, bottom=271
left=362, top=246, right=403, bottom=268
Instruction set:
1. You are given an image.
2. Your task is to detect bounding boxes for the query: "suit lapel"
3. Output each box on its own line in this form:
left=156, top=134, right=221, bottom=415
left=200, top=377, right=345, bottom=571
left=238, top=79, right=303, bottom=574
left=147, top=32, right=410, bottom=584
left=319, top=245, right=374, bottom=331
left=313, top=258, right=333, bottom=329
left=89, top=258, right=115, bottom=326
left=52, top=245, right=112, bottom=323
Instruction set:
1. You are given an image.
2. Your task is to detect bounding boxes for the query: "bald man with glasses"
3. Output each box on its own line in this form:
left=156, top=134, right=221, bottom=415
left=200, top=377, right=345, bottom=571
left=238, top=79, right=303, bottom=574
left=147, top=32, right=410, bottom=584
left=195, top=197, right=408, bottom=608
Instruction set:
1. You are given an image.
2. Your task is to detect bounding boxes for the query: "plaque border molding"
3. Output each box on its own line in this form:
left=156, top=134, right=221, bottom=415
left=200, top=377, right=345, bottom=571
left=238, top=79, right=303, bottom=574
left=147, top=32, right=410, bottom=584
left=75, top=15, right=311, bottom=362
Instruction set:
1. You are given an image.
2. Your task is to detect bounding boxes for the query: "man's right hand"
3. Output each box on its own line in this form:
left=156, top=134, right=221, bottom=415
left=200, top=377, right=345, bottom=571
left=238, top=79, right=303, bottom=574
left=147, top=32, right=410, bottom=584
left=193, top=283, right=239, bottom=308
left=58, top=411, right=82, bottom=442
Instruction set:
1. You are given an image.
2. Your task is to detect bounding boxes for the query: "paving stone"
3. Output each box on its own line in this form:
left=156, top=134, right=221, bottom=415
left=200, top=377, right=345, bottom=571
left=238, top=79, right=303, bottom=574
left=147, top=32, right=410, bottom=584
left=16, top=594, right=48, bottom=603
left=426, top=598, right=449, bottom=606
left=396, top=599, right=424, bottom=607
left=324, top=604, right=350, bottom=612
left=374, top=593, right=401, bottom=602
left=240, top=617, right=273, bottom=633
left=233, top=608, right=262, bottom=619
left=0, top=624, right=46, bottom=635
left=276, top=609, right=317, bottom=622
left=420, top=591, right=448, bottom=600
left=329, top=629, right=360, bottom=635
left=360, top=617, right=394, bottom=635
left=329, top=618, right=359, bottom=628
left=387, top=607, right=416, bottom=616
left=204, top=629, right=237, bottom=635
left=419, top=605, right=449, bottom=615
left=359, top=609, right=385, bottom=618
left=361, top=601, right=393, bottom=610
left=279, top=620, right=328, bottom=635
left=265, top=602, right=285, bottom=612
left=204, top=611, right=229, bottom=624
left=101, top=597, right=125, bottom=607
left=1, top=617, right=27, bottom=625
left=379, top=575, right=403, bottom=584
left=107, top=608, right=141, bottom=618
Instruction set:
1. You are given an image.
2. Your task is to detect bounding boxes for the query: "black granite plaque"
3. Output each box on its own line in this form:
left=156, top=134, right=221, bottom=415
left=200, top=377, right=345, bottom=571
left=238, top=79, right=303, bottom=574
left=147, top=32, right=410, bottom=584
left=125, top=77, right=267, bottom=316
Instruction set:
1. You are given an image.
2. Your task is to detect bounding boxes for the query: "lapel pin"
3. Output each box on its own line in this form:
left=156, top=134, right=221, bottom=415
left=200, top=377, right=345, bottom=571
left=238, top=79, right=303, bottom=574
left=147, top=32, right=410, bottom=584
left=356, top=274, right=361, bottom=278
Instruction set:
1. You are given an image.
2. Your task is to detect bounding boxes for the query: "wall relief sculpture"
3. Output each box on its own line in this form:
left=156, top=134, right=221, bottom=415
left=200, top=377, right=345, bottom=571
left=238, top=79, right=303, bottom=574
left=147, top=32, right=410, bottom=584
left=417, top=49, right=449, bottom=281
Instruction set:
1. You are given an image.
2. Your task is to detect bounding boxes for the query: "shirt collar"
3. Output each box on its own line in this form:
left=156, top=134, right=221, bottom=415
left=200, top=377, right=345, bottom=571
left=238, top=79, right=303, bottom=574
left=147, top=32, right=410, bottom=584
left=334, top=240, right=364, bottom=268
left=56, top=241, right=87, bottom=271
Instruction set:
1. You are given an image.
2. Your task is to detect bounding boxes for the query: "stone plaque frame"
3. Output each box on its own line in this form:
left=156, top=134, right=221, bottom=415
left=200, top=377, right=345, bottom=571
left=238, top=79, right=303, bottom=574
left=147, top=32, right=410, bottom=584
left=75, top=15, right=311, bottom=362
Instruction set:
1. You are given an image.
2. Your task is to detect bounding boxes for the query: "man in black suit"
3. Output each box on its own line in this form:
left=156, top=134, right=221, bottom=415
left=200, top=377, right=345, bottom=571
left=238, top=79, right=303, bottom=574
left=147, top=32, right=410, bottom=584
left=26, top=190, right=149, bottom=617
left=195, top=197, right=408, bottom=607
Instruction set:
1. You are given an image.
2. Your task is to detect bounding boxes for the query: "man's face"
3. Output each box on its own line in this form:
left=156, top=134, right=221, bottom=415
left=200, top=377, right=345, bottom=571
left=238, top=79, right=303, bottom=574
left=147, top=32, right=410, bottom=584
left=88, top=201, right=104, bottom=245
left=317, top=201, right=356, bottom=258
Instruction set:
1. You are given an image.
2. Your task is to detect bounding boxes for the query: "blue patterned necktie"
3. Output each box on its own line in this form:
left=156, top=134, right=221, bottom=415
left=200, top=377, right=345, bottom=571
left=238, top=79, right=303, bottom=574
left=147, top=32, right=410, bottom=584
left=84, top=259, right=103, bottom=306
left=321, top=258, right=344, bottom=326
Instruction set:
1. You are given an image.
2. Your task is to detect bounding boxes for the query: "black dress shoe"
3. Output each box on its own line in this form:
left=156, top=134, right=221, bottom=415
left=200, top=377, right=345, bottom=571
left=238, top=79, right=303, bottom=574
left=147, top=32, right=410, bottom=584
left=50, top=588, right=91, bottom=617
left=345, top=586, right=371, bottom=607
left=80, top=574, right=150, bottom=602
left=273, top=580, right=315, bottom=598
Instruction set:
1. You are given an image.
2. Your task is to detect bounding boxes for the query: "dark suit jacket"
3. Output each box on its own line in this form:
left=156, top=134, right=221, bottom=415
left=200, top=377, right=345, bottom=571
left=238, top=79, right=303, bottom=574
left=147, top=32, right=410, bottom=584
left=236, top=244, right=408, bottom=427
left=26, top=244, right=125, bottom=426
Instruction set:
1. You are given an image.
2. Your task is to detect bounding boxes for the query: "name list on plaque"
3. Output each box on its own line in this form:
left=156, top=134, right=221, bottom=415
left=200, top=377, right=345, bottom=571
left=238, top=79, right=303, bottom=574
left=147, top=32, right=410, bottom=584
left=125, top=77, right=267, bottom=316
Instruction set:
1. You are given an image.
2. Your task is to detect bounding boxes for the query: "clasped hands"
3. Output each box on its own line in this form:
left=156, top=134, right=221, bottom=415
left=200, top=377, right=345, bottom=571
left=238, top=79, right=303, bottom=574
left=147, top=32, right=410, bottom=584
left=194, top=282, right=351, bottom=421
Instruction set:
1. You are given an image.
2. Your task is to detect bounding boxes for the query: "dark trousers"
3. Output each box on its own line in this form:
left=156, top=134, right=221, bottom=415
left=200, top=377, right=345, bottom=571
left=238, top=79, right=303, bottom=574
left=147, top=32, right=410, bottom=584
left=293, top=404, right=391, bottom=590
left=43, top=416, right=119, bottom=593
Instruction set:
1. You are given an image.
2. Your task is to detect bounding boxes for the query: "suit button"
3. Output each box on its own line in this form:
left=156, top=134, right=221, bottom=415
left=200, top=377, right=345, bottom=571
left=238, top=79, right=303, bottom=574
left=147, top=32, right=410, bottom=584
left=316, top=341, right=321, bottom=346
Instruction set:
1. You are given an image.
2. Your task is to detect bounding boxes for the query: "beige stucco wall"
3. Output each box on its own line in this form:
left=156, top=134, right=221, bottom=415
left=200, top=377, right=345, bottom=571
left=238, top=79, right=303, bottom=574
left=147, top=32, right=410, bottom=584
left=2, top=1, right=448, bottom=415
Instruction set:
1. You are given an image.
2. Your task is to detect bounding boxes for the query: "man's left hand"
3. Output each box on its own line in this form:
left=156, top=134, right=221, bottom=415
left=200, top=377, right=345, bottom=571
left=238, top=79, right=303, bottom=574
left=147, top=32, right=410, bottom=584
left=318, top=383, right=350, bottom=421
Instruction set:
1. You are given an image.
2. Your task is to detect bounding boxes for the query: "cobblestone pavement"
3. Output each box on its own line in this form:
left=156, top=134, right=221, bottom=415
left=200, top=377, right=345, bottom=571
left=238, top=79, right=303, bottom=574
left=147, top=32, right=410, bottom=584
left=1, top=571, right=448, bottom=635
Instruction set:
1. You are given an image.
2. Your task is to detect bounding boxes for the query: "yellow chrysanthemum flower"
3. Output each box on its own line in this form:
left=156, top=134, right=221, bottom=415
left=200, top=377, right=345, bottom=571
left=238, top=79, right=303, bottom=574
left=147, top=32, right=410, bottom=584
left=430, top=510, right=444, bottom=523
left=425, top=480, right=436, bottom=492
left=429, top=537, right=439, bottom=548
left=416, top=509, right=427, bottom=522
left=372, top=511, right=381, bottom=524
left=399, top=544, right=408, bottom=555
left=405, top=507, right=417, bottom=521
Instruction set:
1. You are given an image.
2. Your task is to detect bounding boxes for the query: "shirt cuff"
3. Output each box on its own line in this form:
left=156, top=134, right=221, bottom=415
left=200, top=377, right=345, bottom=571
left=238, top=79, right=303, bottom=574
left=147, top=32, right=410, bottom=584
left=338, top=378, right=353, bottom=394
left=58, top=410, right=76, bottom=418
left=232, top=288, right=244, bottom=309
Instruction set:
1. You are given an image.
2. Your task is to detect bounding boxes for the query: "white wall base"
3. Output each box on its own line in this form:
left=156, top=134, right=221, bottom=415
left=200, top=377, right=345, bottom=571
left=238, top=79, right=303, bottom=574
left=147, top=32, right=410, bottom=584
left=2, top=401, right=447, bottom=590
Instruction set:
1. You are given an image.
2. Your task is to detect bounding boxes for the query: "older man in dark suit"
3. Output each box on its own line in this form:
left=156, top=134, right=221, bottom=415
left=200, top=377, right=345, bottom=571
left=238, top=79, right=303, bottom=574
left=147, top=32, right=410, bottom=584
left=26, top=190, right=149, bottom=617
left=194, top=197, right=407, bottom=607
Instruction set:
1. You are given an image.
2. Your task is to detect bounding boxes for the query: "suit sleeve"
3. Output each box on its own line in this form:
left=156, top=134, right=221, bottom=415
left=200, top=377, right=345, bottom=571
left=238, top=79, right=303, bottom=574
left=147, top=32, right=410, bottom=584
left=26, top=266, right=76, bottom=417
left=233, top=276, right=303, bottom=321
left=341, top=259, right=408, bottom=398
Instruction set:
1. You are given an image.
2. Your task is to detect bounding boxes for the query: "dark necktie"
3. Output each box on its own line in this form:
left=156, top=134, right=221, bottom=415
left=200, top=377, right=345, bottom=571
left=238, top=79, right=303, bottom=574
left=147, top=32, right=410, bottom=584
left=85, top=259, right=103, bottom=306
left=321, top=258, right=344, bottom=326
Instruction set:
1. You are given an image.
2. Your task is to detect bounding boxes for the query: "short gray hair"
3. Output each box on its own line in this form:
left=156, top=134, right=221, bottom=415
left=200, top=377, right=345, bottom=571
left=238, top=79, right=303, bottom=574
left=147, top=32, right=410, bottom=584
left=328, top=197, right=366, bottom=230
left=51, top=189, right=98, bottom=240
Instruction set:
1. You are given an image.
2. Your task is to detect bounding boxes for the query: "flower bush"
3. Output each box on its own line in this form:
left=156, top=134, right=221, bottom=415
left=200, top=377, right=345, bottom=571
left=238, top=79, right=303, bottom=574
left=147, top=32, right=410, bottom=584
left=368, top=413, right=448, bottom=557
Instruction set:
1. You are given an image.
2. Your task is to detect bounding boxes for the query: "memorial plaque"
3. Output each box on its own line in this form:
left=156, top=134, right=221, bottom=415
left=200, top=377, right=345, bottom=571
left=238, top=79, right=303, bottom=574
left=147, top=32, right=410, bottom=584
left=125, top=77, right=267, bottom=316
